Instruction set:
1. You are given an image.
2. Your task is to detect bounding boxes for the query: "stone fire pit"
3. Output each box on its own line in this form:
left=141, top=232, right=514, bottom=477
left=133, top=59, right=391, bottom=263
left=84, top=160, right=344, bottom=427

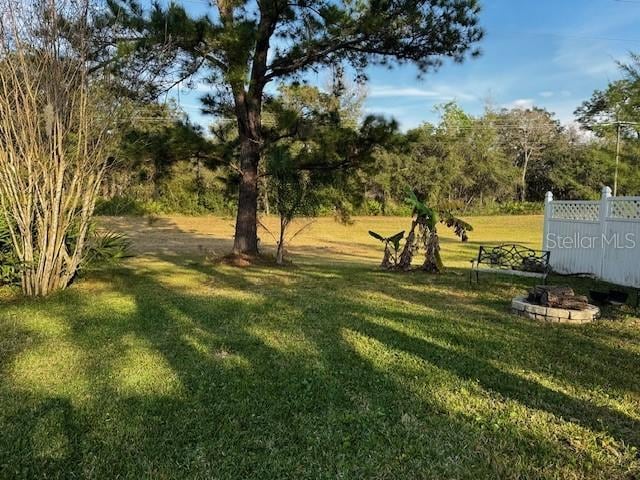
left=511, top=296, right=600, bottom=323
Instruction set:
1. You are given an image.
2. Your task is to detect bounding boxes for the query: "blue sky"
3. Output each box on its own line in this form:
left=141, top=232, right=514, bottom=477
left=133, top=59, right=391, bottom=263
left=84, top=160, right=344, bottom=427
left=168, top=0, right=640, bottom=131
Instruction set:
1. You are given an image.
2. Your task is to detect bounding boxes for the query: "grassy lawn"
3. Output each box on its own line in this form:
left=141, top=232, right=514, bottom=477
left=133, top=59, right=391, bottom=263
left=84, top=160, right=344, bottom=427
left=1, top=215, right=639, bottom=479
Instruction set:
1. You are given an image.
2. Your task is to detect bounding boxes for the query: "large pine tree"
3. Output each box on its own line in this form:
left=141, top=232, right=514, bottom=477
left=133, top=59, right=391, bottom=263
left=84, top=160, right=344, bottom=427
left=106, top=0, right=483, bottom=254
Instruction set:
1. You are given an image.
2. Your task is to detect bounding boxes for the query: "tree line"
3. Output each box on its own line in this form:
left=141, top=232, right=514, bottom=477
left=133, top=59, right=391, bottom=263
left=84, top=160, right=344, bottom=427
left=102, top=71, right=640, bottom=219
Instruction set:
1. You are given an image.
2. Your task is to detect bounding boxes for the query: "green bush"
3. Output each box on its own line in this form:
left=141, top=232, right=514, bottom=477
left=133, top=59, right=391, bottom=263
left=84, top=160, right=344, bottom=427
left=381, top=201, right=413, bottom=217
left=95, top=196, right=162, bottom=216
left=361, top=198, right=384, bottom=216
left=83, top=231, right=133, bottom=269
left=96, top=164, right=236, bottom=217
left=96, top=192, right=237, bottom=216
left=198, top=191, right=236, bottom=216
left=0, top=216, right=21, bottom=286
left=450, top=200, right=543, bottom=216
left=498, top=201, right=543, bottom=215
left=0, top=251, right=21, bottom=286
left=0, top=216, right=133, bottom=289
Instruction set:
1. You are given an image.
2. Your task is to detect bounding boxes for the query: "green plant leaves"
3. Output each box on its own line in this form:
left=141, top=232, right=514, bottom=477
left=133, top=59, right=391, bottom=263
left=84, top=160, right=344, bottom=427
left=368, top=230, right=404, bottom=249
left=368, top=230, right=386, bottom=242
left=388, top=231, right=405, bottom=251
left=404, top=188, right=437, bottom=228
left=83, top=231, right=133, bottom=268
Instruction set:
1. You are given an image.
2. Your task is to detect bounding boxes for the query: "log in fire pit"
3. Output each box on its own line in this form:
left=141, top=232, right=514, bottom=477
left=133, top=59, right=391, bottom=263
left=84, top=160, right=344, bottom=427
left=511, top=285, right=600, bottom=323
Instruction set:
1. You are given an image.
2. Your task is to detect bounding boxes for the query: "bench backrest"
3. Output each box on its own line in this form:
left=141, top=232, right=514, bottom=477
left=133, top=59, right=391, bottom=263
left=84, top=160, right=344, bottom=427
left=477, top=244, right=550, bottom=273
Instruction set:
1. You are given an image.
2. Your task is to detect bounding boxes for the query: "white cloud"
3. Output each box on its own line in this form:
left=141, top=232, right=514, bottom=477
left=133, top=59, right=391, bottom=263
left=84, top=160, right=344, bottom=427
left=539, top=91, right=554, bottom=98
left=368, top=85, right=476, bottom=102
left=363, top=105, right=411, bottom=116
left=506, top=98, right=535, bottom=110
left=369, top=86, right=438, bottom=98
left=538, top=99, right=580, bottom=125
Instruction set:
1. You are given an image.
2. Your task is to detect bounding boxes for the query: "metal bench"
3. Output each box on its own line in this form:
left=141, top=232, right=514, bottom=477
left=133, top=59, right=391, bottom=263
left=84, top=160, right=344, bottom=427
left=470, top=244, right=551, bottom=284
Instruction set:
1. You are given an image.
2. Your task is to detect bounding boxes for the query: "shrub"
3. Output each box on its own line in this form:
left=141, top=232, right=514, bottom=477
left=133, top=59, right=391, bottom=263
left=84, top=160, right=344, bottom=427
left=95, top=196, right=158, bottom=216
left=0, top=216, right=21, bottom=287
left=95, top=163, right=236, bottom=217
left=383, top=202, right=414, bottom=217
left=461, top=201, right=543, bottom=216
left=361, top=199, right=384, bottom=216
left=83, top=231, right=133, bottom=269
left=496, top=201, right=543, bottom=215
left=0, top=216, right=132, bottom=289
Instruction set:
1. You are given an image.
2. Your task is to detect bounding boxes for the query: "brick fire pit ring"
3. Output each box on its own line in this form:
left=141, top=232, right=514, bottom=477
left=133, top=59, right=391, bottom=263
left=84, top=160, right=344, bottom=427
left=511, top=296, right=600, bottom=324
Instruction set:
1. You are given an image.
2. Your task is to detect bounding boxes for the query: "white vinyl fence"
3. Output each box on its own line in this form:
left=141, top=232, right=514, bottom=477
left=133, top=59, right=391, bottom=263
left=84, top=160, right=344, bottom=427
left=543, top=186, right=640, bottom=288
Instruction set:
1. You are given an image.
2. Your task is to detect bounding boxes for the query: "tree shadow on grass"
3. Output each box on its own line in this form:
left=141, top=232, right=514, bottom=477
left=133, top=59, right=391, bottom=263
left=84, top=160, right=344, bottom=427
left=156, top=254, right=640, bottom=405
left=0, top=255, right=639, bottom=478
left=343, top=267, right=640, bottom=400
left=0, top=394, right=86, bottom=478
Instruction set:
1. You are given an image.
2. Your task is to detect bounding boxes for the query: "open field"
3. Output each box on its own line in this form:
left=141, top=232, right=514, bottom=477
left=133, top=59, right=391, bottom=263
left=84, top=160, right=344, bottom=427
left=1, top=215, right=639, bottom=479
left=99, top=214, right=545, bottom=266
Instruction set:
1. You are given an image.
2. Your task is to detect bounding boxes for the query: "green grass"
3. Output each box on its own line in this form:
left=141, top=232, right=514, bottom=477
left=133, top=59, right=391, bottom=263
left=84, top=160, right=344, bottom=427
left=1, top=216, right=639, bottom=479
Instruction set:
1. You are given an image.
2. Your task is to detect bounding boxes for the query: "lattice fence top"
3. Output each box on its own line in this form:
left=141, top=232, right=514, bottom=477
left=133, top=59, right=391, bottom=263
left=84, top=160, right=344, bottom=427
left=544, top=190, right=640, bottom=288
left=551, top=201, right=599, bottom=221
left=608, top=198, right=640, bottom=220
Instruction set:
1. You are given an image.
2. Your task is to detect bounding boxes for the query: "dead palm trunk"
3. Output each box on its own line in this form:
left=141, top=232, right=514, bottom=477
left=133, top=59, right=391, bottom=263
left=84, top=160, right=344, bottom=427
left=422, top=228, right=443, bottom=273
left=380, top=243, right=393, bottom=269
left=397, top=220, right=417, bottom=270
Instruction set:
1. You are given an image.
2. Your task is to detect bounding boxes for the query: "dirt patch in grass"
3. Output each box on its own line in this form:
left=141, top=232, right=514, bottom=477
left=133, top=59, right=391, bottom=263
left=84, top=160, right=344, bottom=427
left=214, top=252, right=280, bottom=268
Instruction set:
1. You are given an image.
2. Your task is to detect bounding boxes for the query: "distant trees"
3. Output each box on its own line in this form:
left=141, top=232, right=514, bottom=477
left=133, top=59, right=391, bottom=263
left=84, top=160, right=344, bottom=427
left=492, top=107, right=560, bottom=202
left=99, top=98, right=627, bottom=220
left=110, top=103, right=218, bottom=201
left=368, top=104, right=518, bottom=209
left=576, top=53, right=640, bottom=133
left=576, top=53, right=640, bottom=195
left=362, top=101, right=634, bottom=211
left=105, top=0, right=483, bottom=255
left=367, top=104, right=560, bottom=212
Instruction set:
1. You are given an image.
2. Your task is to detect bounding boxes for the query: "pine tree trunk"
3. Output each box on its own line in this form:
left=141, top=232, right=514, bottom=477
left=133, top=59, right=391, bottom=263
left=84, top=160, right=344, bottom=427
left=262, top=177, right=270, bottom=216
left=233, top=135, right=260, bottom=255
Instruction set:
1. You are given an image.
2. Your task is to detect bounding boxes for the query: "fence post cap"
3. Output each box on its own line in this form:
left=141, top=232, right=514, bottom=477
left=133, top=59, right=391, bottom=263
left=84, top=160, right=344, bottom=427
left=602, top=186, right=612, bottom=198
left=545, top=191, right=553, bottom=202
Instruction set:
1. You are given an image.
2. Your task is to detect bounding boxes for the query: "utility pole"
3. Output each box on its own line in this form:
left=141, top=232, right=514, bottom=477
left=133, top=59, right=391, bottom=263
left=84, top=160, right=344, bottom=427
left=614, top=121, right=621, bottom=197
left=595, top=120, right=640, bottom=197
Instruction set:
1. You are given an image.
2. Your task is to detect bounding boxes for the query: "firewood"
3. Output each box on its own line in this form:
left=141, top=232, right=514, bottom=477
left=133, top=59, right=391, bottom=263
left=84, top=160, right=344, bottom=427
left=528, top=285, right=574, bottom=303
left=541, top=292, right=589, bottom=310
